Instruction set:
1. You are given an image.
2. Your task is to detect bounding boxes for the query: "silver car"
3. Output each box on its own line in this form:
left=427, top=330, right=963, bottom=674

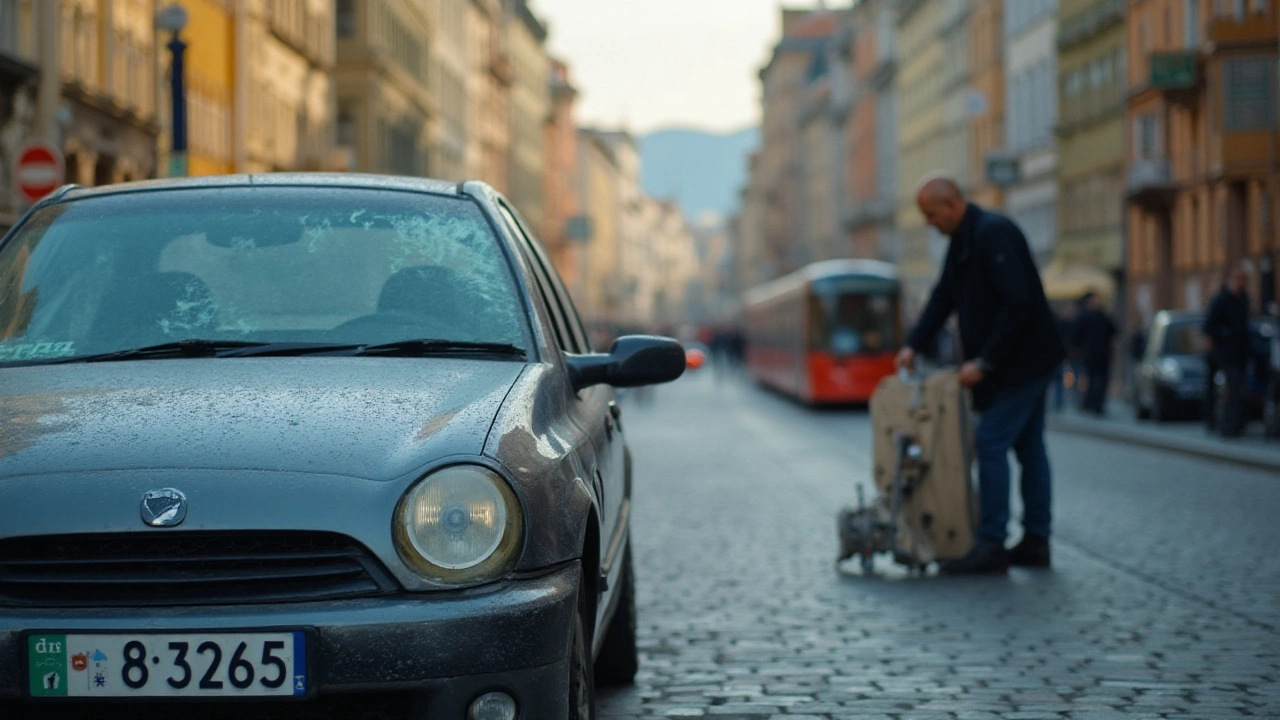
left=0, top=175, right=684, bottom=719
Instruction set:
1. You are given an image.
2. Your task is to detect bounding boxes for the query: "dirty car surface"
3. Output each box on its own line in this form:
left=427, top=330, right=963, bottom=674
left=0, top=174, right=684, bottom=719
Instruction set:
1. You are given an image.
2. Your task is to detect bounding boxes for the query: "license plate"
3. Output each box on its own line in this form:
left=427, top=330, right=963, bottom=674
left=27, top=632, right=307, bottom=698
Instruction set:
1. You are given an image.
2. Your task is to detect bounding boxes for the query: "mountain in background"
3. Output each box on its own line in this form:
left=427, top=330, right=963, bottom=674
left=638, top=126, right=760, bottom=221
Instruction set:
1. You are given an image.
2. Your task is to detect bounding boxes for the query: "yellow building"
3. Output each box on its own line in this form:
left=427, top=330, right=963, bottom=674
left=894, top=0, right=945, bottom=316
left=334, top=0, right=430, bottom=176
left=162, top=0, right=334, bottom=177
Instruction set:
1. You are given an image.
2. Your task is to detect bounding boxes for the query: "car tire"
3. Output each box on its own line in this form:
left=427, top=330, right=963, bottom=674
left=594, top=538, right=638, bottom=686
left=569, top=570, right=597, bottom=720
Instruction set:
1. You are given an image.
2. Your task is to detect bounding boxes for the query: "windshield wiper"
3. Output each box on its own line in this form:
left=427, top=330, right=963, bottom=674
left=45, top=339, right=272, bottom=364
left=352, top=339, right=527, bottom=359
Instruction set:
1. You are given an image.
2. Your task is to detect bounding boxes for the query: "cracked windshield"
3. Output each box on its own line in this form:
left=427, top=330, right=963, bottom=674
left=0, top=1, right=1278, bottom=719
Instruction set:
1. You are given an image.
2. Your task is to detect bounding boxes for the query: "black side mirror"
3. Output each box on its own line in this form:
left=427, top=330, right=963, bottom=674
left=566, top=335, right=686, bottom=391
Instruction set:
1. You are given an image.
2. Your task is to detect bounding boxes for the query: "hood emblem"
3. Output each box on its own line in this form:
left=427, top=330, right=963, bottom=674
left=140, top=488, right=187, bottom=528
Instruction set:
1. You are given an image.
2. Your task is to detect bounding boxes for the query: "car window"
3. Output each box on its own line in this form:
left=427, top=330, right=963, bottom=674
left=494, top=202, right=579, bottom=354
left=1162, top=321, right=1206, bottom=356
left=0, top=188, right=532, bottom=363
left=499, top=201, right=592, bottom=353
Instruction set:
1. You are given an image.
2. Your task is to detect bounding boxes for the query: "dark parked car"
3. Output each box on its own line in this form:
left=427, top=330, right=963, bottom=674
left=1134, top=311, right=1208, bottom=421
left=0, top=175, right=685, bottom=719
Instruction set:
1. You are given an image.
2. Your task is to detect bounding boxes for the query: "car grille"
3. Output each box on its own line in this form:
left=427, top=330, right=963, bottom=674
left=0, top=531, right=400, bottom=607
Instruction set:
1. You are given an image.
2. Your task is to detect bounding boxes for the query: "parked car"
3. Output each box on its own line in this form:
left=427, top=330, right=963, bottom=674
left=0, top=174, right=686, bottom=719
left=1134, top=311, right=1208, bottom=422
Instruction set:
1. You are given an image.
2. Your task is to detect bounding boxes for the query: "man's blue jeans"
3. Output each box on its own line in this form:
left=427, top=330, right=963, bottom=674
left=975, top=374, right=1053, bottom=544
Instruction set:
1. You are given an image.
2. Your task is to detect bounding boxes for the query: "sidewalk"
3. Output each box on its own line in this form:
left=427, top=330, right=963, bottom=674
left=1046, top=398, right=1280, bottom=472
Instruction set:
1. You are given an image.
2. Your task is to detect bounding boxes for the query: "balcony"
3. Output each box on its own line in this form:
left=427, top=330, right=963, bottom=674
left=1126, top=158, right=1176, bottom=210
left=1209, top=6, right=1279, bottom=46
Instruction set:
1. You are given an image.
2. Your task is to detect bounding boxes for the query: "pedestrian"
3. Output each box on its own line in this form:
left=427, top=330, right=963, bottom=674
left=1051, top=304, right=1077, bottom=412
left=895, top=175, right=1065, bottom=574
left=1202, top=267, right=1251, bottom=437
left=1072, top=292, right=1117, bottom=416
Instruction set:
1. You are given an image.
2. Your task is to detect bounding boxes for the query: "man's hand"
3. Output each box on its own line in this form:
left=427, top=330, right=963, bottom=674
left=957, top=360, right=985, bottom=387
left=895, top=346, right=916, bottom=372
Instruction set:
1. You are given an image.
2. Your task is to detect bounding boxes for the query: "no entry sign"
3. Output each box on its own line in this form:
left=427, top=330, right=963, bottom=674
left=13, top=142, right=65, bottom=205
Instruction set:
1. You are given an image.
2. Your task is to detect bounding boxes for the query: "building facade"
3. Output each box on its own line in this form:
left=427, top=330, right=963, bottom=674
left=0, top=0, right=42, bottom=231
left=335, top=0, right=430, bottom=177
left=574, top=128, right=621, bottom=328
left=969, top=0, right=1006, bottom=209
left=1004, top=0, right=1059, bottom=267
left=895, top=0, right=946, bottom=315
left=542, top=58, right=578, bottom=282
left=1051, top=0, right=1126, bottom=306
left=506, top=0, right=548, bottom=234
left=754, top=8, right=842, bottom=278
left=843, top=0, right=898, bottom=263
left=467, top=0, right=511, bottom=193
left=430, top=0, right=469, bottom=181
left=1125, top=0, right=1280, bottom=325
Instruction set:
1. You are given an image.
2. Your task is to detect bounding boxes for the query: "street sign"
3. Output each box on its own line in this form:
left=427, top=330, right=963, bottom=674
left=985, top=153, right=1020, bottom=187
left=1150, top=51, right=1197, bottom=90
left=13, top=142, right=65, bottom=205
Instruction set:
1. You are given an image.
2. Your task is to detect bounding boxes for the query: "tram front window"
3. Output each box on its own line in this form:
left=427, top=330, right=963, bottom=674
left=810, top=292, right=897, bottom=355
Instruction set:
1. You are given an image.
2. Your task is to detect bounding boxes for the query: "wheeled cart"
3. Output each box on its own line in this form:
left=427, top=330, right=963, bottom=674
left=837, top=368, right=978, bottom=572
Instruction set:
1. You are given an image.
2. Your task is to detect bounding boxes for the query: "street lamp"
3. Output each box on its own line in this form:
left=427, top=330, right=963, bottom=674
left=157, top=3, right=189, bottom=178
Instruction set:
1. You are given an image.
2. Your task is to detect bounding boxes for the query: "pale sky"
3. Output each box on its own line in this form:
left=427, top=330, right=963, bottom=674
left=530, top=0, right=786, bottom=134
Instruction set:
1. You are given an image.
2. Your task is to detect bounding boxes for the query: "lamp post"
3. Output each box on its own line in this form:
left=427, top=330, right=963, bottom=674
left=157, top=4, right=189, bottom=178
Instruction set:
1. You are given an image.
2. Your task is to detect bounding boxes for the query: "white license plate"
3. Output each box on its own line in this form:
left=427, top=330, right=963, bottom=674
left=27, top=632, right=307, bottom=698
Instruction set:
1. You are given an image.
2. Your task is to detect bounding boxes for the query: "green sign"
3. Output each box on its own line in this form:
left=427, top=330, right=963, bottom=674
left=1151, top=52, right=1197, bottom=90
left=28, top=634, right=68, bottom=697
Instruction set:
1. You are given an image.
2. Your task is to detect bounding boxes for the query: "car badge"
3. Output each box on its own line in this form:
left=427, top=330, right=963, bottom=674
left=140, top=488, right=187, bottom=528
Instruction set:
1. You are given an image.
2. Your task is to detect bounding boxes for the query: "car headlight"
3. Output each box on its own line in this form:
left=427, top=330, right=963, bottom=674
left=394, top=465, right=523, bottom=584
left=1159, top=358, right=1184, bottom=383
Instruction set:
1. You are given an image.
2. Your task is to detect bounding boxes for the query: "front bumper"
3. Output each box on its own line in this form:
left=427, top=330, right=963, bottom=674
left=0, top=562, right=579, bottom=718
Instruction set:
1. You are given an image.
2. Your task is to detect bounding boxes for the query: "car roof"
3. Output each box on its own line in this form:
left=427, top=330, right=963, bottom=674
left=44, top=173, right=468, bottom=205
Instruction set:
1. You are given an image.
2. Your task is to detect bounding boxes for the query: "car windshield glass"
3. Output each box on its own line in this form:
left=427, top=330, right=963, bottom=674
left=0, top=187, right=531, bottom=364
left=1162, top=320, right=1206, bottom=356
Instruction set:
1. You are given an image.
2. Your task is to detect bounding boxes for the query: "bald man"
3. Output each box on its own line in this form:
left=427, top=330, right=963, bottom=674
left=895, top=177, right=1066, bottom=574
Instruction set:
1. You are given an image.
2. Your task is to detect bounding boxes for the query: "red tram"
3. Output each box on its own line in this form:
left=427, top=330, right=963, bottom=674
left=743, top=259, right=902, bottom=404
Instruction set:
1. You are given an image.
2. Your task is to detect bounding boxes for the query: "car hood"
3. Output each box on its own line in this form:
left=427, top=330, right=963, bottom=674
left=0, top=358, right=524, bottom=481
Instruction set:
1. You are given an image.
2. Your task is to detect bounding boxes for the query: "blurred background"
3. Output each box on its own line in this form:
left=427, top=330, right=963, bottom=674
left=0, top=0, right=1278, bottom=387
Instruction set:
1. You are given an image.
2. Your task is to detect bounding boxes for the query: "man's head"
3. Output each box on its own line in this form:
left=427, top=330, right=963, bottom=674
left=916, top=175, right=968, bottom=236
left=1228, top=267, right=1247, bottom=294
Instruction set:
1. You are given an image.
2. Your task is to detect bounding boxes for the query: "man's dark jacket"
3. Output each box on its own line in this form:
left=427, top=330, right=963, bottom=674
left=907, top=203, right=1066, bottom=410
left=1202, top=287, right=1250, bottom=365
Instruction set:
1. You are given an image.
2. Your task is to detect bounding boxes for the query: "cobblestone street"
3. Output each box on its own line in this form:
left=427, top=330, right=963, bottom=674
left=597, top=371, right=1280, bottom=719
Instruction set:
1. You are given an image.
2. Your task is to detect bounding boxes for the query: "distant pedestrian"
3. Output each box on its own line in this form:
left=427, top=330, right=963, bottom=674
left=1051, top=305, right=1077, bottom=412
left=1202, top=267, right=1251, bottom=437
left=895, top=175, right=1065, bottom=574
left=1072, top=292, right=1117, bottom=416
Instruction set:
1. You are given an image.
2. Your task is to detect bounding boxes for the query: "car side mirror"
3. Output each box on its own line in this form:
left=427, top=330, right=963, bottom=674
left=565, top=335, right=686, bottom=391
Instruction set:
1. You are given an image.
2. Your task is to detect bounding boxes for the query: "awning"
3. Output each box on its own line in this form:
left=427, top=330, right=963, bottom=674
left=1040, top=258, right=1115, bottom=303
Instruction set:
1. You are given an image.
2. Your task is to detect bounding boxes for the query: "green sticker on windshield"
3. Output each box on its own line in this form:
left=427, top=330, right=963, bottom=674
left=0, top=342, right=76, bottom=361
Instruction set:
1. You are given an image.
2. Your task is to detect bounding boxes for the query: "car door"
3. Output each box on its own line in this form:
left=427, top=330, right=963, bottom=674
left=494, top=202, right=627, bottom=588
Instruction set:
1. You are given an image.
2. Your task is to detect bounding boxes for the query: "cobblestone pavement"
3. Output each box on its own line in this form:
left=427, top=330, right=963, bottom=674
left=597, top=371, right=1280, bottom=719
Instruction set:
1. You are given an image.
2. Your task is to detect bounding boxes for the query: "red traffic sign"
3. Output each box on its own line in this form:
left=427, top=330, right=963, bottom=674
left=14, top=142, right=65, bottom=205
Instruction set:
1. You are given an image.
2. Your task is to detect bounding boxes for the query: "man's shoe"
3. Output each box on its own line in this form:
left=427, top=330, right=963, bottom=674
left=939, top=541, right=1009, bottom=575
left=1008, top=534, right=1051, bottom=568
